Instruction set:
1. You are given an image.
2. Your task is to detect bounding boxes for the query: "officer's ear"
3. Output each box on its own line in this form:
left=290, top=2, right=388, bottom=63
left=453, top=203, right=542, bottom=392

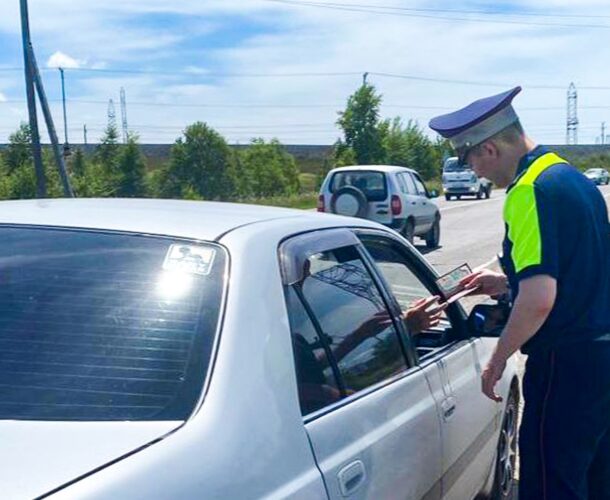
left=479, top=140, right=500, bottom=160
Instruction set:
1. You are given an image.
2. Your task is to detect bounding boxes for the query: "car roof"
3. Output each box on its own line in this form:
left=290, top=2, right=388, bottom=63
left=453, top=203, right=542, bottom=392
left=0, top=198, right=380, bottom=241
left=329, top=165, right=417, bottom=174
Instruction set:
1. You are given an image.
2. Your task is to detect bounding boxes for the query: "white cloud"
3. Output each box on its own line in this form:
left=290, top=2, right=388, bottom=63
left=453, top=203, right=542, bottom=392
left=47, top=51, right=81, bottom=69
left=0, top=92, right=6, bottom=102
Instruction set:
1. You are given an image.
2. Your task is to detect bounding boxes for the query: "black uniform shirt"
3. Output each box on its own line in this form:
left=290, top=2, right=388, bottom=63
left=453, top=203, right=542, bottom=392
left=500, top=146, right=610, bottom=354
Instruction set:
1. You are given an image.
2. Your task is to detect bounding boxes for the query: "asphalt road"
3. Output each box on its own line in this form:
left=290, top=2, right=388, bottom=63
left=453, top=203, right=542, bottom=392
left=415, top=184, right=610, bottom=499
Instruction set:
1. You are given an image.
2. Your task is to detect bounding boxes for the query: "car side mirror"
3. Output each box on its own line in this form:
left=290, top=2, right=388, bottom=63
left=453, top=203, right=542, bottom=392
left=428, top=189, right=439, bottom=199
left=467, top=303, right=511, bottom=338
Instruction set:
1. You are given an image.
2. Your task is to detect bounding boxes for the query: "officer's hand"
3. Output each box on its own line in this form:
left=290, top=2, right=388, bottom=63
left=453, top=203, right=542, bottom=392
left=460, top=269, right=508, bottom=298
left=481, top=357, right=506, bottom=402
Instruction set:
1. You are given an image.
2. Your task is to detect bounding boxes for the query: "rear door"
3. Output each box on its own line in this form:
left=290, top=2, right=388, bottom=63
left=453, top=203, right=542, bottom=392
left=281, top=229, right=442, bottom=500
left=399, top=173, right=425, bottom=227
left=329, top=170, right=392, bottom=225
left=410, top=173, right=436, bottom=233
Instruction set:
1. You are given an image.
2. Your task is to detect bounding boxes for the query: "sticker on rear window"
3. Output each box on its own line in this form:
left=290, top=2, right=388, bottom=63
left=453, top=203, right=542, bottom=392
left=163, top=244, right=216, bottom=276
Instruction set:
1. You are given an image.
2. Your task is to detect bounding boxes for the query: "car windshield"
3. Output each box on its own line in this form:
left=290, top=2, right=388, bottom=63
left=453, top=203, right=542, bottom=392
left=443, top=159, right=469, bottom=172
left=0, top=227, right=226, bottom=422
left=330, top=171, right=387, bottom=201
left=585, top=169, right=602, bottom=174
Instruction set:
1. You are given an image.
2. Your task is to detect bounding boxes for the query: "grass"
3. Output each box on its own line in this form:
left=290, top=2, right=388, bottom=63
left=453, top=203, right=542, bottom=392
left=298, top=172, right=319, bottom=192
left=239, top=192, right=318, bottom=210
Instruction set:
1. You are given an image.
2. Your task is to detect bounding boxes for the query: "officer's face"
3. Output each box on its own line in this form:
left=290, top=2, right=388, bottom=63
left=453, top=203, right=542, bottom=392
left=467, top=142, right=505, bottom=187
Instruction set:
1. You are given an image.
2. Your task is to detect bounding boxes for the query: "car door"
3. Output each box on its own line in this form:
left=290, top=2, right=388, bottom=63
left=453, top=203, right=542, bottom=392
left=400, top=173, right=426, bottom=229
left=357, top=230, right=500, bottom=500
left=410, top=173, right=436, bottom=233
left=280, top=229, right=443, bottom=500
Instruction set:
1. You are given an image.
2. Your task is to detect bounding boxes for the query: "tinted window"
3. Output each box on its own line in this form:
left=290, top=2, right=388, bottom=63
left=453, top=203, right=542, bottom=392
left=412, top=174, right=427, bottom=196
left=286, top=287, right=341, bottom=415
left=291, top=246, right=407, bottom=396
left=0, top=227, right=226, bottom=421
left=402, top=173, right=417, bottom=195
left=361, top=239, right=437, bottom=313
left=330, top=171, right=387, bottom=201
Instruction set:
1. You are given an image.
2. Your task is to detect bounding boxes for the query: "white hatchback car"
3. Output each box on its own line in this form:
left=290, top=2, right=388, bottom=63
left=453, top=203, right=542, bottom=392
left=318, top=165, right=441, bottom=248
left=0, top=199, right=518, bottom=500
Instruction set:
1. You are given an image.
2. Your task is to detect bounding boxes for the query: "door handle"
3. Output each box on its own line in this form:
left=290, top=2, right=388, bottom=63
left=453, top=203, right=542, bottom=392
left=441, top=397, right=457, bottom=421
left=338, top=460, right=366, bottom=496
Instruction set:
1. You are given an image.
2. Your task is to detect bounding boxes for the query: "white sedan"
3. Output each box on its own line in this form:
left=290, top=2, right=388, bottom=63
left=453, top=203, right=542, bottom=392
left=0, top=199, right=518, bottom=500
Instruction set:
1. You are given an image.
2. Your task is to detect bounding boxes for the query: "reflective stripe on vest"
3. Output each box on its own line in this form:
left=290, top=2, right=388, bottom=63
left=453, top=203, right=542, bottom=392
left=504, top=152, right=568, bottom=274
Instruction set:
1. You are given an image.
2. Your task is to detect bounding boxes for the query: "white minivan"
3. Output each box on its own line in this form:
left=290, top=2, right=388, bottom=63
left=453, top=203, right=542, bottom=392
left=318, top=165, right=441, bottom=248
left=442, top=157, right=493, bottom=201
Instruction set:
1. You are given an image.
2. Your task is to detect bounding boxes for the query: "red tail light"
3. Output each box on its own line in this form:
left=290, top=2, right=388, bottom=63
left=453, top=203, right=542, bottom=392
left=391, top=195, right=402, bottom=216
left=317, top=195, right=325, bottom=212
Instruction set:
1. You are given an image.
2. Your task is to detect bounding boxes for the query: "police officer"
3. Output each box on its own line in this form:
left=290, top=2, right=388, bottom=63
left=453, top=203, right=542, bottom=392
left=429, top=87, right=610, bottom=500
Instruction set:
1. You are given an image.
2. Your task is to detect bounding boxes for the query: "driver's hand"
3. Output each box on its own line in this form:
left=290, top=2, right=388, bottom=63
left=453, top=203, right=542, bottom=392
left=403, top=296, right=447, bottom=335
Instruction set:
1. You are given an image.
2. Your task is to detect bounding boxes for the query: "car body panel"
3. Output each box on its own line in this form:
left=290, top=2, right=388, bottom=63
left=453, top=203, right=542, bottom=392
left=305, top=365, right=443, bottom=500
left=0, top=198, right=306, bottom=242
left=0, top=421, right=178, bottom=500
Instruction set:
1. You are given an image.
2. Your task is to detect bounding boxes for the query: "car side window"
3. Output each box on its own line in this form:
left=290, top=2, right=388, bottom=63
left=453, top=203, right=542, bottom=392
left=286, top=245, right=408, bottom=414
left=402, top=173, right=417, bottom=195
left=359, top=235, right=455, bottom=359
left=412, top=174, right=428, bottom=197
left=395, top=173, right=408, bottom=194
left=285, top=287, right=342, bottom=416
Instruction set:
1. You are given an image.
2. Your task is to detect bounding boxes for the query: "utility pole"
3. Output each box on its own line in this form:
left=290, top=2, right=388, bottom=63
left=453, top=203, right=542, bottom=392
left=59, top=67, right=70, bottom=156
left=602, top=122, right=606, bottom=145
left=120, top=87, right=129, bottom=143
left=28, top=46, right=74, bottom=197
left=107, top=99, right=117, bottom=130
left=19, top=0, right=46, bottom=197
left=566, top=83, right=578, bottom=145
left=362, top=72, right=369, bottom=86
left=83, top=124, right=88, bottom=145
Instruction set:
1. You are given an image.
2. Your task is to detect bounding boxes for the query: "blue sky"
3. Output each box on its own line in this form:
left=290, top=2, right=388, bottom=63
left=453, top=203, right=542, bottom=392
left=2, top=0, right=610, bottom=144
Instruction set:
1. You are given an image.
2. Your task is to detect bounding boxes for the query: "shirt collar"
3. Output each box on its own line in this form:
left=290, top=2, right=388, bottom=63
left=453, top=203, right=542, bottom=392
left=506, top=145, right=548, bottom=192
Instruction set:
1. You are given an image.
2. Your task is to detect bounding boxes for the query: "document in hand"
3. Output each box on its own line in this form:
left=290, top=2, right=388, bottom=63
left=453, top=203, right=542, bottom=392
left=435, top=263, right=479, bottom=304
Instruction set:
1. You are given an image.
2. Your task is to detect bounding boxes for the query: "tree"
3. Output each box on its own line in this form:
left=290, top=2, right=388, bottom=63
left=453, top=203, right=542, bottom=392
left=115, top=135, right=147, bottom=197
left=157, top=122, right=236, bottom=200
left=336, top=84, right=385, bottom=165
left=3, top=124, right=32, bottom=174
left=95, top=125, right=121, bottom=174
left=70, top=148, right=87, bottom=178
left=238, top=139, right=300, bottom=198
left=573, top=153, right=610, bottom=173
left=381, top=118, right=440, bottom=180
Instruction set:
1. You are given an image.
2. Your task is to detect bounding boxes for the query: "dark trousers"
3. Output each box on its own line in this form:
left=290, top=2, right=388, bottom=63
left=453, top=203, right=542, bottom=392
left=519, top=338, right=610, bottom=500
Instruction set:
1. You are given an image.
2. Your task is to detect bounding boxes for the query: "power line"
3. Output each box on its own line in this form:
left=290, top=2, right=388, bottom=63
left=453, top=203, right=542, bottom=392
left=6, top=96, right=610, bottom=110
left=370, top=72, right=610, bottom=90
left=265, top=0, right=610, bottom=29
left=4, top=64, right=610, bottom=92
left=269, top=0, right=610, bottom=20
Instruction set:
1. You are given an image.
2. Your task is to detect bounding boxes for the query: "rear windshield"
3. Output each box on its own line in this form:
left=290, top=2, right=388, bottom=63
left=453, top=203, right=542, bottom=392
left=330, top=171, right=387, bottom=201
left=0, top=227, right=227, bottom=422
left=443, top=159, right=469, bottom=172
